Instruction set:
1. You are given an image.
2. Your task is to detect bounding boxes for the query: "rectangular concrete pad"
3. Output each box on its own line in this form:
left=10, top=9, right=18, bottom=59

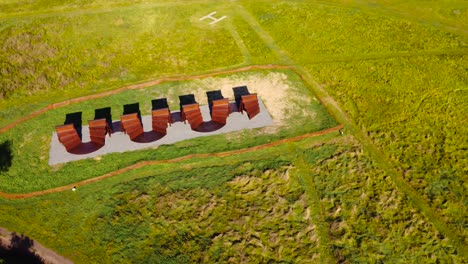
left=49, top=99, right=273, bottom=165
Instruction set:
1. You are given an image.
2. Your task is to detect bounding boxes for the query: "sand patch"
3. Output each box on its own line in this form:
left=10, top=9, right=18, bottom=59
left=144, top=71, right=317, bottom=131
left=191, top=72, right=314, bottom=127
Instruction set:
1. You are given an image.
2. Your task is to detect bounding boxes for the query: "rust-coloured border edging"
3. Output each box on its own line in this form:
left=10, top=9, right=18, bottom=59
left=0, top=64, right=292, bottom=134
left=0, top=125, right=343, bottom=200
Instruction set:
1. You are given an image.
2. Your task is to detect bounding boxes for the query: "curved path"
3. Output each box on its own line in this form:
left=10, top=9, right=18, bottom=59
left=0, top=64, right=292, bottom=134
left=0, top=125, right=343, bottom=200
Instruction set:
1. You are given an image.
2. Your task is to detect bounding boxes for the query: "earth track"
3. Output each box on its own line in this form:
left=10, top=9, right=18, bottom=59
left=0, top=64, right=292, bottom=134
left=0, top=125, right=343, bottom=200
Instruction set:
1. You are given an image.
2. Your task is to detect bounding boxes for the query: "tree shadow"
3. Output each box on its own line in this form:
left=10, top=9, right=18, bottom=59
left=0, top=233, right=44, bottom=264
left=0, top=140, right=13, bottom=173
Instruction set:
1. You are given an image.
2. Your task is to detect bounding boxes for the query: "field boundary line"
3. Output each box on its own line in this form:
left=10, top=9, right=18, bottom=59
left=0, top=125, right=343, bottom=200
left=305, top=48, right=468, bottom=64
left=0, top=64, right=292, bottom=134
left=250, top=0, right=468, bottom=36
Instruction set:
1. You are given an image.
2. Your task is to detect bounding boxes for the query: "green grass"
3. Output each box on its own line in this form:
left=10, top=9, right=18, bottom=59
left=364, top=0, right=468, bottom=33
left=242, top=0, right=466, bottom=63
left=305, top=55, right=468, bottom=239
left=0, top=69, right=337, bottom=193
left=243, top=0, right=468, bottom=251
left=230, top=15, right=279, bottom=65
left=0, top=137, right=462, bottom=263
left=0, top=1, right=244, bottom=117
left=0, top=0, right=204, bottom=17
left=0, top=0, right=467, bottom=262
left=308, top=141, right=463, bottom=263
left=0, top=135, right=331, bottom=263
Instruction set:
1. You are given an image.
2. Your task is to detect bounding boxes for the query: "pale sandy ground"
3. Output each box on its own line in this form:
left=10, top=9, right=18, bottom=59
left=164, top=71, right=318, bottom=127
left=49, top=72, right=316, bottom=165
left=191, top=72, right=302, bottom=126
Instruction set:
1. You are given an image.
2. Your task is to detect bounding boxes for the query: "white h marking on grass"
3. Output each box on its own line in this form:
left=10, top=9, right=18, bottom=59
left=200, top=11, right=226, bottom=25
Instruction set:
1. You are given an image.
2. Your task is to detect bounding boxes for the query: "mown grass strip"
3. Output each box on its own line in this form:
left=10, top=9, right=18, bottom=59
left=234, top=4, right=294, bottom=65
left=306, top=48, right=468, bottom=64
left=293, top=155, right=335, bottom=264
left=226, top=20, right=252, bottom=64
left=0, top=125, right=343, bottom=200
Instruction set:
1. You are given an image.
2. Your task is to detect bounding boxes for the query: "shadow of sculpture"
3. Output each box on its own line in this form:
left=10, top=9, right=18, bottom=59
left=170, top=112, right=183, bottom=123
left=64, top=112, right=82, bottom=139
left=123, top=103, right=142, bottom=125
left=131, top=131, right=166, bottom=143
left=193, top=121, right=225, bottom=133
left=68, top=142, right=105, bottom=155
left=94, top=107, right=113, bottom=132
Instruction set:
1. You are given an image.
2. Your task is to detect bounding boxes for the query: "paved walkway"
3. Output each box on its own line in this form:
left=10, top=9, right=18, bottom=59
left=49, top=100, right=273, bottom=165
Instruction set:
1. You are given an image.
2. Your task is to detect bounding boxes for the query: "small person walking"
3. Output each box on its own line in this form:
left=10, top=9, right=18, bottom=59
left=72, top=186, right=76, bottom=192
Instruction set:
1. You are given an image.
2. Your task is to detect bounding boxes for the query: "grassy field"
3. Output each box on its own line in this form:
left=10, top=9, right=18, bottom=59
left=0, top=69, right=337, bottom=193
left=244, top=0, right=467, bottom=250
left=243, top=0, right=466, bottom=62
left=0, top=0, right=467, bottom=263
left=2, top=136, right=463, bottom=263
left=0, top=1, right=245, bottom=120
left=306, top=56, right=468, bottom=238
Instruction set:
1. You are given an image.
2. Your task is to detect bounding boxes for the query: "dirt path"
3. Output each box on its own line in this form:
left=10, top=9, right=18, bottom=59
left=0, top=227, right=73, bottom=264
left=0, top=64, right=292, bottom=134
left=0, top=125, right=343, bottom=200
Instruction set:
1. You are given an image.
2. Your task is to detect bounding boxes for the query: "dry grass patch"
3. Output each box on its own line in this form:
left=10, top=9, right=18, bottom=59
left=100, top=166, right=322, bottom=263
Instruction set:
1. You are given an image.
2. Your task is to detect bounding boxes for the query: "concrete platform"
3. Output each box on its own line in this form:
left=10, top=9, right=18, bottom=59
left=49, top=99, right=273, bottom=165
